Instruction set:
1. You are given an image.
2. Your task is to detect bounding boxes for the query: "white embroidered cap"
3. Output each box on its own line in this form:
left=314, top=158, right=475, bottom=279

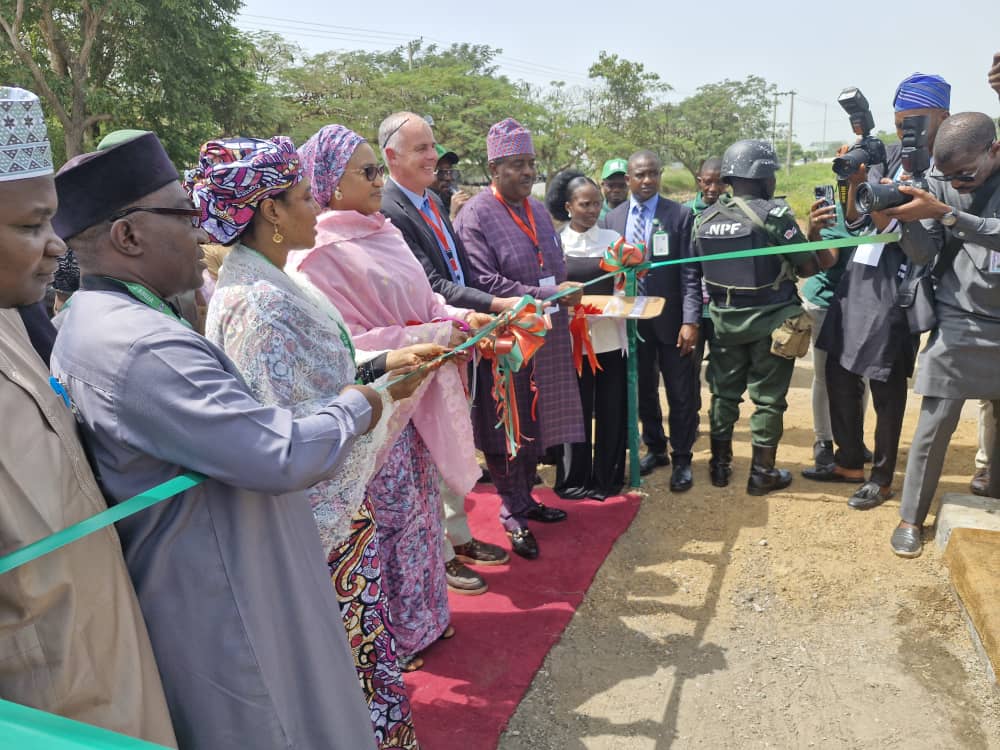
left=0, top=86, right=53, bottom=182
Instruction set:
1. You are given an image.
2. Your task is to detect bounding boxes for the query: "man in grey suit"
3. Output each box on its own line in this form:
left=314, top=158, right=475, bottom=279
left=881, top=112, right=1000, bottom=557
left=379, top=111, right=516, bottom=592
left=601, top=150, right=704, bottom=491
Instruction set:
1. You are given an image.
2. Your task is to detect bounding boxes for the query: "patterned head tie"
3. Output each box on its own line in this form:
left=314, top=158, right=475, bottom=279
left=893, top=73, right=951, bottom=112
left=185, top=136, right=302, bottom=245
left=298, top=124, right=366, bottom=209
left=486, top=118, right=535, bottom=162
left=0, top=86, right=53, bottom=182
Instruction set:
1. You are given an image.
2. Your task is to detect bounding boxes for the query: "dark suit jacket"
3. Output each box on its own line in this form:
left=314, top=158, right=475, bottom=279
left=600, top=195, right=701, bottom=341
left=381, top=180, right=495, bottom=312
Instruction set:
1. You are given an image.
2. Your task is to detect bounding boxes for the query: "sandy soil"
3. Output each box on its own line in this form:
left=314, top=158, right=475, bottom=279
left=500, top=355, right=1000, bottom=749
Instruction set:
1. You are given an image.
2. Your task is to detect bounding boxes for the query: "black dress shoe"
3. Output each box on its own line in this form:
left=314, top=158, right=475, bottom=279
left=507, top=528, right=539, bottom=559
left=801, top=464, right=862, bottom=483
left=555, top=486, right=590, bottom=500
left=847, top=481, right=893, bottom=510
left=639, top=452, right=670, bottom=476
left=522, top=503, right=567, bottom=523
left=670, top=463, right=693, bottom=492
left=862, top=445, right=874, bottom=463
left=890, top=525, right=922, bottom=558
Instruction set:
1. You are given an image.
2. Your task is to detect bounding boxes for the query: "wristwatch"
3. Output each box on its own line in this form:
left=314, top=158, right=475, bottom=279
left=940, top=209, right=959, bottom=227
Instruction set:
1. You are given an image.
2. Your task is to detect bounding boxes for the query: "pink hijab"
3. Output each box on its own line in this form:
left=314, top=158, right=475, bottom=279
left=286, top=210, right=480, bottom=497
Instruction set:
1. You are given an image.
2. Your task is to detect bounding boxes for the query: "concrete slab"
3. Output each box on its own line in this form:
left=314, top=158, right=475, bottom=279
left=934, top=492, right=1000, bottom=550
left=943, top=527, right=1000, bottom=685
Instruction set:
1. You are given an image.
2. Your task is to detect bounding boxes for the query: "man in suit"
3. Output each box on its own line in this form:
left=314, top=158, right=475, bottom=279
left=379, top=111, right=516, bottom=590
left=601, top=150, right=703, bottom=491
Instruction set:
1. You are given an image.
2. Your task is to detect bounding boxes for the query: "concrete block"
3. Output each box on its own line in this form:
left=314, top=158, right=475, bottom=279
left=934, top=493, right=1000, bottom=550
left=943, top=527, right=1000, bottom=685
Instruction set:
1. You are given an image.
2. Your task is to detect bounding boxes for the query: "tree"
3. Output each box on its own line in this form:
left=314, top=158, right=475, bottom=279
left=587, top=51, right=669, bottom=142
left=0, top=0, right=267, bottom=163
left=653, top=75, right=777, bottom=177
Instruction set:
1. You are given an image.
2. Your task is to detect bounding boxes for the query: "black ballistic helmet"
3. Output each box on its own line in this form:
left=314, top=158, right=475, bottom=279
left=721, top=139, right=779, bottom=183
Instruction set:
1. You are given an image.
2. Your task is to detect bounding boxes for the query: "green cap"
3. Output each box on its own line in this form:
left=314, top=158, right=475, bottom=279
left=434, top=144, right=459, bottom=163
left=601, top=158, right=628, bottom=180
left=96, top=129, right=152, bottom=151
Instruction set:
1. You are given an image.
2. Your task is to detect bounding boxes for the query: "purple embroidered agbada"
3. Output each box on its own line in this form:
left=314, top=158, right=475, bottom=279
left=455, top=190, right=584, bottom=454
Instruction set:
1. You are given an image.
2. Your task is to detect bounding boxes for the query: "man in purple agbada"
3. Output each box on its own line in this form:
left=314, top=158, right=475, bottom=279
left=455, top=118, right=585, bottom=559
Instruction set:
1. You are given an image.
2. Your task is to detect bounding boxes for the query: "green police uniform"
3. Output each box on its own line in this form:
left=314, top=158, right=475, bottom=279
left=694, top=195, right=814, bottom=446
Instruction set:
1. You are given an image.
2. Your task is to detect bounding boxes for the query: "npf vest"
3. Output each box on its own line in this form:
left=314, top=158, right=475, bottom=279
left=695, top=197, right=797, bottom=308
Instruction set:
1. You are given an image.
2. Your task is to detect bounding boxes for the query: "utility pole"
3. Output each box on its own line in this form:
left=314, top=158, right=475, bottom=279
left=785, top=91, right=796, bottom=174
left=771, top=93, right=779, bottom=145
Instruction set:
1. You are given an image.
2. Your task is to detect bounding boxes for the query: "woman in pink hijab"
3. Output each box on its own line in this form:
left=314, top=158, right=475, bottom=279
left=287, top=125, right=492, bottom=670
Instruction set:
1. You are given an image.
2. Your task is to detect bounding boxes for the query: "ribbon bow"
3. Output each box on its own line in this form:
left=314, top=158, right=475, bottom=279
left=600, top=237, right=648, bottom=292
left=477, top=297, right=551, bottom=456
left=569, top=304, right=604, bottom=377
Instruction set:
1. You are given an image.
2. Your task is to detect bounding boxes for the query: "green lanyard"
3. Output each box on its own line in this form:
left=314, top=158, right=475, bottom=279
left=116, top=280, right=192, bottom=328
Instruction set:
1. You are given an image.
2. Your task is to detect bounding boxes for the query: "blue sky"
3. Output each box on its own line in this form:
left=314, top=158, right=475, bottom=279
left=238, top=0, right=999, bottom=149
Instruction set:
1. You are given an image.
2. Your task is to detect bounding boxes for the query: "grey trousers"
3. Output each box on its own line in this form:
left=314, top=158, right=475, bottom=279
left=976, top=399, right=995, bottom=470
left=901, top=396, right=1000, bottom=525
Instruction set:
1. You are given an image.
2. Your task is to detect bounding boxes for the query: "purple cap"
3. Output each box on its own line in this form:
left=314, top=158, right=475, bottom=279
left=486, top=118, right=535, bottom=162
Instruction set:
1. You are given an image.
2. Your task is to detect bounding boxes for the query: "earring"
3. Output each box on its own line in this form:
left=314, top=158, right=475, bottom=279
left=334, top=188, right=344, bottom=201
left=272, top=223, right=284, bottom=245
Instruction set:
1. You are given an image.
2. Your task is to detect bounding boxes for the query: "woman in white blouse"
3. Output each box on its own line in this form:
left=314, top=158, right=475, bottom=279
left=546, top=171, right=628, bottom=500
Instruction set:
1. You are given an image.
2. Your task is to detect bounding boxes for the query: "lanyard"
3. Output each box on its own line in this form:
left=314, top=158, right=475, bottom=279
left=81, top=276, right=192, bottom=328
left=491, top=185, right=543, bottom=270
left=418, top=197, right=462, bottom=278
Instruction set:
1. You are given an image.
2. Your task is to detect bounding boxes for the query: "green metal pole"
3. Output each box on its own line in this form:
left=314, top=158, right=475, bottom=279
left=626, top=270, right=641, bottom=488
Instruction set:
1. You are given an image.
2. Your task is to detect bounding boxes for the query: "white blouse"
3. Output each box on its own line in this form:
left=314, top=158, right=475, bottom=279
left=560, top=224, right=628, bottom=355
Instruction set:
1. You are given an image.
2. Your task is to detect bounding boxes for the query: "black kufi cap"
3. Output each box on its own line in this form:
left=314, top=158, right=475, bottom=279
left=53, top=132, right=180, bottom=240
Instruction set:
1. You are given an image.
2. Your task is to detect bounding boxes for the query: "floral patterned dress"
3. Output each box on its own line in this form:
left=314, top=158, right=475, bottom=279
left=205, top=244, right=419, bottom=750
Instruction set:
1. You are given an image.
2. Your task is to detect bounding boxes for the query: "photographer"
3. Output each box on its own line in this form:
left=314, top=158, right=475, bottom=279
left=877, top=112, right=1000, bottom=557
left=806, top=74, right=950, bottom=511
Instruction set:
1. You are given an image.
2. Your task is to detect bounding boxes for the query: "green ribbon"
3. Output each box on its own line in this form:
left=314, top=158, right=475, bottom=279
left=0, top=699, right=171, bottom=749
left=542, top=232, right=900, bottom=305
left=0, top=472, right=204, bottom=575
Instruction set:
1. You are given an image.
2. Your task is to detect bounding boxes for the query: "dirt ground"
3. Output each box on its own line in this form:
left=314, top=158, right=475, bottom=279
left=500, top=354, right=1000, bottom=749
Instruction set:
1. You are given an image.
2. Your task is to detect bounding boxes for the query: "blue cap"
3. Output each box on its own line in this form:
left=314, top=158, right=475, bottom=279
left=893, top=73, right=951, bottom=112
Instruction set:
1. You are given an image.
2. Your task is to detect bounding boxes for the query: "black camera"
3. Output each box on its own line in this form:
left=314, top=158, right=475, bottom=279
left=832, top=88, right=887, bottom=179
left=855, top=114, right=931, bottom=213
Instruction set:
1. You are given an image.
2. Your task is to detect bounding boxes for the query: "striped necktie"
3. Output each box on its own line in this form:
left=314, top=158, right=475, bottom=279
left=630, top=203, right=648, bottom=294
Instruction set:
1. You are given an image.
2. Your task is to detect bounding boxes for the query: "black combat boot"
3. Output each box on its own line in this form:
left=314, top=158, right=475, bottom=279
left=709, top=437, right=733, bottom=487
left=747, top=444, right=792, bottom=496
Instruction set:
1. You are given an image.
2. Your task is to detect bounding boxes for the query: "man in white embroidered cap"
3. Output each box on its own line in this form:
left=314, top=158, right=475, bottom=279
left=0, top=87, right=177, bottom=746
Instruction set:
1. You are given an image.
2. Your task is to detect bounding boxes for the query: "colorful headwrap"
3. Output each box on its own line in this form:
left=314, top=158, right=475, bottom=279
left=893, top=73, right=951, bottom=112
left=486, top=118, right=535, bottom=162
left=298, top=125, right=366, bottom=209
left=0, top=87, right=52, bottom=182
left=185, top=136, right=302, bottom=245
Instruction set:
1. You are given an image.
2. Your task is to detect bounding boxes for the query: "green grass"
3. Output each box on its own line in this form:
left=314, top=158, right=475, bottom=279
left=659, top=161, right=838, bottom=223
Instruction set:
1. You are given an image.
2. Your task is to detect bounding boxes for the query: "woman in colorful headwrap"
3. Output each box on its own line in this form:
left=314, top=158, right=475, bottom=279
left=286, top=124, right=493, bottom=668
left=193, top=135, right=439, bottom=749
left=545, top=170, right=627, bottom=501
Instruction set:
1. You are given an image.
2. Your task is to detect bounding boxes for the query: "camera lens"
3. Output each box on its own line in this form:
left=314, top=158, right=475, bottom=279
left=856, top=182, right=908, bottom=214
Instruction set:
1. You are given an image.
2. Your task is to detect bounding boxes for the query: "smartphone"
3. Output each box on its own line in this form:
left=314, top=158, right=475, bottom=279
left=814, top=185, right=835, bottom=208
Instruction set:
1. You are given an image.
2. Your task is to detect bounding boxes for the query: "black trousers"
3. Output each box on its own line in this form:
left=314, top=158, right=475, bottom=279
left=637, top=321, right=701, bottom=463
left=826, top=356, right=909, bottom=487
left=555, top=350, right=627, bottom=494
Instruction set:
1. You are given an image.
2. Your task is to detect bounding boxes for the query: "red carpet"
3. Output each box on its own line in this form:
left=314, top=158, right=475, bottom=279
left=404, top=485, right=642, bottom=750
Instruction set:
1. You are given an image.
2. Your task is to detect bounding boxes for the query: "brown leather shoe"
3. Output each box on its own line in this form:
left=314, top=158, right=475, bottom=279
left=444, top=558, right=487, bottom=595
left=453, top=538, right=510, bottom=566
left=970, top=467, right=990, bottom=497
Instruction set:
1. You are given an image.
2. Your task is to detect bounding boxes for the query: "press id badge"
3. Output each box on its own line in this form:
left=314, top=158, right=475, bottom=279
left=652, top=231, right=670, bottom=257
left=990, top=251, right=1000, bottom=274
left=539, top=275, right=559, bottom=315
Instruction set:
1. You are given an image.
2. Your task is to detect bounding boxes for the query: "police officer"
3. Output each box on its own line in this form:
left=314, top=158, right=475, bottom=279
left=694, top=140, right=828, bottom=495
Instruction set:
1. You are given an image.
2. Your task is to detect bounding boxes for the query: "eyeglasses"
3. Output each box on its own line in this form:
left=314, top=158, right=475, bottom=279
left=380, top=117, right=410, bottom=150
left=930, top=141, right=996, bottom=183
left=348, top=164, right=388, bottom=182
left=435, top=168, right=459, bottom=179
left=109, top=206, right=202, bottom=228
